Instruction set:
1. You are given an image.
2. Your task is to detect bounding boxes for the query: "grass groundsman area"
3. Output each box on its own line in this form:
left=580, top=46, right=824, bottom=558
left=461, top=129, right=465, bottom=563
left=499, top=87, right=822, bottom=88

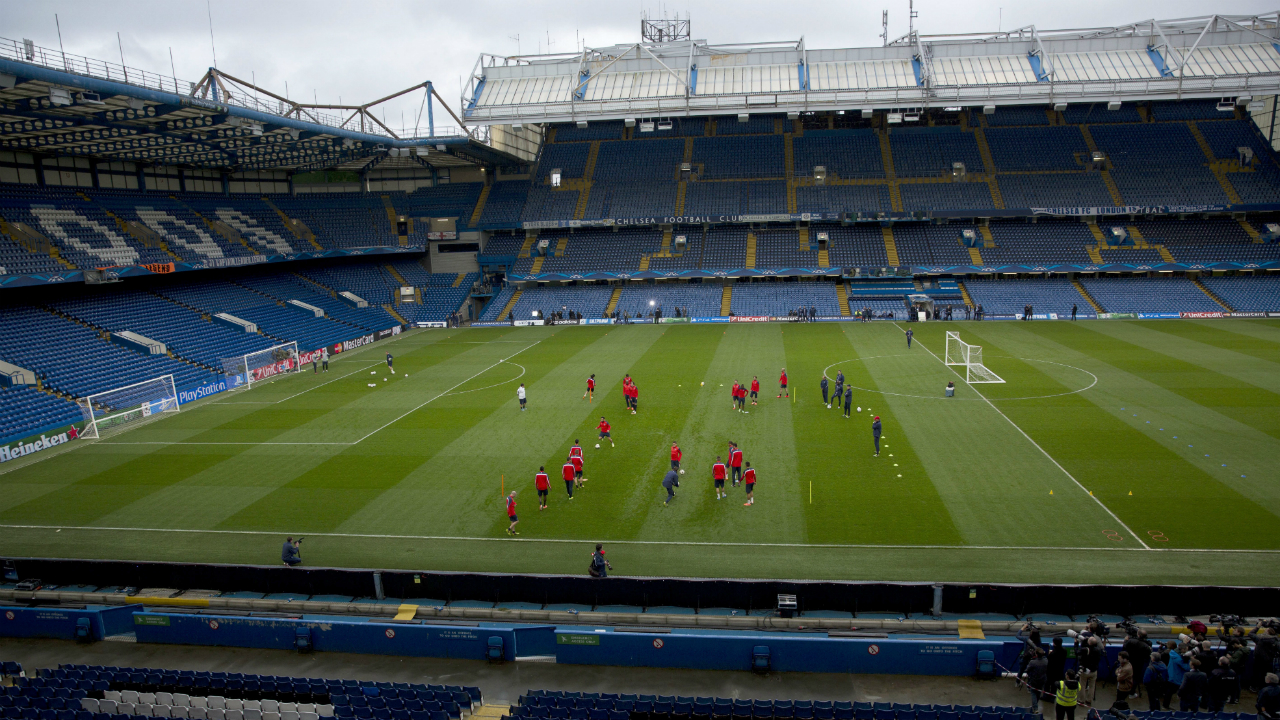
left=2, top=319, right=1279, bottom=585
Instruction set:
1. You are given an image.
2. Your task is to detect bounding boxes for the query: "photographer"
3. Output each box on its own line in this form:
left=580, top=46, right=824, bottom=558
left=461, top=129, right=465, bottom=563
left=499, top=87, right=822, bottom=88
left=1208, top=656, right=1236, bottom=712
left=1021, top=648, right=1050, bottom=714
left=1167, top=641, right=1191, bottom=708
left=1251, top=624, right=1280, bottom=692
left=1142, top=649, right=1169, bottom=712
left=1018, top=622, right=1044, bottom=676
left=1048, top=637, right=1069, bottom=685
left=281, top=537, right=302, bottom=566
left=1074, top=636, right=1102, bottom=706
left=1227, top=638, right=1249, bottom=704
left=588, top=543, right=612, bottom=578
left=1124, top=628, right=1154, bottom=700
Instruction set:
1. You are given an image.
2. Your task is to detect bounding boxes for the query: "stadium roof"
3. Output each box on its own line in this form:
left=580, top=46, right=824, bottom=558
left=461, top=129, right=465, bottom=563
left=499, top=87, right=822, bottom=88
left=0, top=37, right=529, bottom=173
left=462, top=12, right=1280, bottom=126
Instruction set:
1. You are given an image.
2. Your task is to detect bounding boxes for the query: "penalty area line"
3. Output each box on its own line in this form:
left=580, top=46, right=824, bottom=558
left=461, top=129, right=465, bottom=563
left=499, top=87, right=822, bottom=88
left=894, top=323, right=1151, bottom=550
left=0, top=524, right=1274, bottom=553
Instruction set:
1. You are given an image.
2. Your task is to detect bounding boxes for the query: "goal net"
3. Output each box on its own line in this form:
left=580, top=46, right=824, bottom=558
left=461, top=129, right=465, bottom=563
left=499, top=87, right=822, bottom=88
left=77, top=374, right=179, bottom=439
left=221, top=342, right=300, bottom=391
left=945, top=331, right=1005, bottom=384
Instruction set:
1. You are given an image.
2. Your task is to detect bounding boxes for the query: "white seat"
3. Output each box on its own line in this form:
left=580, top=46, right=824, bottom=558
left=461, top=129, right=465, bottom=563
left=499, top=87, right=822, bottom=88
left=172, top=708, right=190, bottom=719
left=105, top=692, right=122, bottom=703
left=157, top=693, right=174, bottom=706
left=261, top=701, right=279, bottom=713
left=208, top=698, right=227, bottom=710
left=192, top=698, right=209, bottom=709
left=207, top=708, right=225, bottom=720
left=99, top=700, right=118, bottom=714
left=226, top=710, right=244, bottom=720
left=226, top=700, right=244, bottom=712
left=279, top=712, right=298, bottom=720
left=117, top=703, right=135, bottom=716
left=279, top=705, right=297, bottom=714
left=121, top=692, right=140, bottom=704
left=244, top=709, right=262, bottom=720
left=300, top=713, right=319, bottom=720
left=244, top=702, right=262, bottom=712
left=316, top=707, right=332, bottom=717
left=298, top=705, right=315, bottom=714
left=154, top=706, right=173, bottom=718
left=175, top=695, right=192, bottom=708
left=141, top=694, right=158, bottom=705
left=135, top=704, right=153, bottom=716
left=263, top=713, right=280, bottom=720
left=190, top=709, right=208, bottom=720
left=80, top=699, right=99, bottom=713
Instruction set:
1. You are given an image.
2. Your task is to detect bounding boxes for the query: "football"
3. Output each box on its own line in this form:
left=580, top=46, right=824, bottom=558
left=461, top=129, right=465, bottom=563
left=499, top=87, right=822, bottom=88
left=857, top=406, right=862, bottom=412
left=826, top=404, right=831, bottom=409
left=679, top=469, right=685, bottom=475
left=595, top=443, right=600, bottom=448
left=700, top=381, right=704, bottom=386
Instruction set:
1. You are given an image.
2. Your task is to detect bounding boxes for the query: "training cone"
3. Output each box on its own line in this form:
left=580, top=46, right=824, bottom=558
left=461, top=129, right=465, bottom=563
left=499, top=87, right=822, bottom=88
left=1049, top=490, right=1053, bottom=495
left=1128, top=490, right=1133, bottom=495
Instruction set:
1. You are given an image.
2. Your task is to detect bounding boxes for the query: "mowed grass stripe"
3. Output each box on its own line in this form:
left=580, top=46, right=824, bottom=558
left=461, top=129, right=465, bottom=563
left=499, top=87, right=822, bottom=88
left=214, top=327, right=579, bottom=533
left=346, top=324, right=666, bottom=538
left=1071, top=321, right=1280, bottom=442
left=960, top=322, right=1280, bottom=549
left=629, top=324, right=806, bottom=543
left=853, top=323, right=1123, bottom=548
left=784, top=323, right=962, bottom=546
left=1137, top=320, right=1280, bottom=365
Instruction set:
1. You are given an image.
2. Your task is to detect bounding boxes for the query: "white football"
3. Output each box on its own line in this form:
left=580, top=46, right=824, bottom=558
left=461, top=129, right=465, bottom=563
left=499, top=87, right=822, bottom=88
left=700, top=381, right=704, bottom=386
left=679, top=469, right=685, bottom=475
left=595, top=443, right=601, bottom=448
left=858, top=406, right=862, bottom=412
left=826, top=404, right=831, bottom=409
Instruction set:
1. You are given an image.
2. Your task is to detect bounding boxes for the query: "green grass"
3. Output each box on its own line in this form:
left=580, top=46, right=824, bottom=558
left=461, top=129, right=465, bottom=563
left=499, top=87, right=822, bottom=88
left=2, top=318, right=1279, bottom=585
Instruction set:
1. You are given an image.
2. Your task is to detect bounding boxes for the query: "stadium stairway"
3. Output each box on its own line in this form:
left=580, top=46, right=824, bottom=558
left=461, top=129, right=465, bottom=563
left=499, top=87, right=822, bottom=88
left=529, top=256, right=545, bottom=273
left=383, top=304, right=408, bottom=324
left=1192, top=277, right=1235, bottom=311
left=498, top=289, right=523, bottom=320
left=1072, top=279, right=1104, bottom=313
left=720, top=285, right=732, bottom=315
left=967, top=245, right=983, bottom=264
left=1238, top=218, right=1263, bottom=241
left=468, top=185, right=491, bottom=227
left=835, top=282, right=851, bottom=315
left=881, top=227, right=899, bottom=266
left=518, top=234, right=536, bottom=258
left=957, top=280, right=975, bottom=308
left=386, top=264, right=408, bottom=285
left=745, top=232, right=757, bottom=268
left=262, top=197, right=322, bottom=251
left=1156, top=244, right=1176, bottom=262
left=604, top=287, right=622, bottom=316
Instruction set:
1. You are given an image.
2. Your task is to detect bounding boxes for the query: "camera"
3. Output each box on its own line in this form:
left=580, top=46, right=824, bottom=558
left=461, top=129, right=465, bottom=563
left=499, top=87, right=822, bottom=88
left=1085, top=615, right=1112, bottom=637
left=1211, top=614, right=1245, bottom=629
left=1023, top=621, right=1040, bottom=632
left=1258, top=618, right=1280, bottom=631
left=1115, top=619, right=1140, bottom=637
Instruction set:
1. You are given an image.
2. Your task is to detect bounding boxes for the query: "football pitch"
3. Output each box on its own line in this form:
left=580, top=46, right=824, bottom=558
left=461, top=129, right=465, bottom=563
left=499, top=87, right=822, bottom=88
left=2, top=318, right=1279, bottom=586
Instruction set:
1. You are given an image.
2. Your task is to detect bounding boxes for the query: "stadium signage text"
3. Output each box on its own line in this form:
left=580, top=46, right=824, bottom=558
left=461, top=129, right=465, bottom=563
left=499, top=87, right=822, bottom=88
left=1180, top=311, right=1223, bottom=319
left=179, top=380, right=228, bottom=404
left=730, top=316, right=771, bottom=323
left=0, top=430, right=76, bottom=464
left=414, top=322, right=449, bottom=328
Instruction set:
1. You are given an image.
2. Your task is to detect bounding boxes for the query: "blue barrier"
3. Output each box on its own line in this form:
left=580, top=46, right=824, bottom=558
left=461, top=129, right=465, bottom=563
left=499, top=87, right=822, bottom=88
left=131, top=612, right=519, bottom=661
left=0, top=603, right=141, bottom=641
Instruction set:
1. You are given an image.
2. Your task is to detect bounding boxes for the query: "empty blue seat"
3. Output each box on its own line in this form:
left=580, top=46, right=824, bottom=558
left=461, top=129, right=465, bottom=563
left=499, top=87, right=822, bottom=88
left=874, top=711, right=894, bottom=720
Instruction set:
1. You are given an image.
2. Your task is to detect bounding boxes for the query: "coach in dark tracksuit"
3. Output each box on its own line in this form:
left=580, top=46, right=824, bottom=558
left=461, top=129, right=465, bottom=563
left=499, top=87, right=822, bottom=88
left=821, top=376, right=829, bottom=405
left=872, top=416, right=882, bottom=456
left=844, top=385, right=853, bottom=418
left=833, top=378, right=844, bottom=409
left=662, top=469, right=679, bottom=505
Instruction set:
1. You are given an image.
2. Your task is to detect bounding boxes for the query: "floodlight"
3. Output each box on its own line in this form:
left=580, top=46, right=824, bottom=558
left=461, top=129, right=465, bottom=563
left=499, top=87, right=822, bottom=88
left=1054, top=102, right=1067, bottom=112
left=861, top=108, right=873, bottom=118
left=512, top=123, right=523, bottom=131
left=1107, top=101, right=1122, bottom=111
left=49, top=88, right=71, bottom=106
left=649, top=300, right=655, bottom=306
left=982, top=105, right=995, bottom=115
left=737, top=113, right=749, bottom=123
left=576, top=120, right=588, bottom=129
left=624, top=118, right=637, bottom=127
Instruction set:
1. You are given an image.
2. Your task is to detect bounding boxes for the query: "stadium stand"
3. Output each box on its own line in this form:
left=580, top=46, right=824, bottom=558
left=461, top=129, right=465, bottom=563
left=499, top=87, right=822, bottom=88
left=478, top=285, right=519, bottom=321
left=701, top=226, right=748, bottom=270
left=475, top=183, right=529, bottom=227
left=0, top=384, right=83, bottom=443
left=888, top=127, right=985, bottom=176
left=1061, top=103, right=1143, bottom=124
left=505, top=285, right=613, bottom=319
left=692, top=136, right=785, bottom=179
left=899, top=182, right=994, bottom=211
left=1199, top=274, right=1280, bottom=311
left=822, top=225, right=890, bottom=268
left=792, top=130, right=885, bottom=179
left=613, top=283, right=722, bottom=318
left=795, top=185, right=892, bottom=215
left=963, top=278, right=1096, bottom=317
left=984, top=127, right=1089, bottom=171
left=262, top=195, right=396, bottom=250
left=551, top=121, right=624, bottom=142
left=983, top=105, right=1051, bottom=126
left=996, top=174, right=1113, bottom=208
left=90, top=194, right=256, bottom=261
left=890, top=224, right=981, bottom=267
left=753, top=227, right=821, bottom=268
left=728, top=282, right=839, bottom=316
left=983, top=221, right=1096, bottom=265
left=1078, top=276, right=1224, bottom=313
left=1132, top=218, right=1271, bottom=263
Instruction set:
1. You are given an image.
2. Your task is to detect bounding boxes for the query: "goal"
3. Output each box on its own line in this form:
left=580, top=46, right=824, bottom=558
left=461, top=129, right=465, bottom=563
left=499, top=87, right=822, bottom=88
left=77, top=374, right=179, bottom=439
left=945, top=331, right=1005, bottom=384
left=221, top=342, right=301, bottom=391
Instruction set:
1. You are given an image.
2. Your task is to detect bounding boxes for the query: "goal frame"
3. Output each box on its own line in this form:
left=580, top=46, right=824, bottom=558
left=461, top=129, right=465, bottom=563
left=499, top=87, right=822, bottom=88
left=223, top=342, right=301, bottom=392
left=77, top=374, right=179, bottom=439
left=944, top=331, right=1005, bottom=384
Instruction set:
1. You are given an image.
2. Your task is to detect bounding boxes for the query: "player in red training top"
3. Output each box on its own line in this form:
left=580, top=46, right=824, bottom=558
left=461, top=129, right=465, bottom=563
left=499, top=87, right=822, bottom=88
left=777, top=368, right=789, bottom=398
left=561, top=457, right=576, bottom=499
left=583, top=374, right=596, bottom=402
left=750, top=376, right=760, bottom=406
left=742, top=462, right=756, bottom=506
left=670, top=442, right=682, bottom=473
left=629, top=382, right=639, bottom=414
left=729, top=443, right=744, bottom=486
left=738, top=382, right=748, bottom=411
left=712, top=456, right=728, bottom=500
left=597, top=417, right=614, bottom=447
left=731, top=382, right=740, bottom=410
left=570, top=439, right=583, bottom=458
left=535, top=467, right=550, bottom=510
left=622, top=375, right=633, bottom=411
left=505, top=491, right=519, bottom=535
left=570, top=452, right=585, bottom=487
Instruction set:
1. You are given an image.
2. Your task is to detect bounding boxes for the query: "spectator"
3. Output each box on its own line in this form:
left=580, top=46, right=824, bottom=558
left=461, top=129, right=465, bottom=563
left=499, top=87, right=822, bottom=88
left=1023, top=649, right=1049, bottom=715
left=1208, top=656, right=1236, bottom=712
left=1227, top=638, right=1249, bottom=704
left=1258, top=673, right=1280, bottom=719
left=1113, top=651, right=1134, bottom=713
left=1143, top=651, right=1169, bottom=711
left=1179, top=658, right=1208, bottom=711
left=1167, top=642, right=1191, bottom=708
left=1253, top=627, right=1280, bottom=692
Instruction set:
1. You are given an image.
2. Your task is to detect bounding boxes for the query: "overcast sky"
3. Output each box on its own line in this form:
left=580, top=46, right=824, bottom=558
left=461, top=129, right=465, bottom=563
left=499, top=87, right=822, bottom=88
left=7, top=0, right=1275, bottom=136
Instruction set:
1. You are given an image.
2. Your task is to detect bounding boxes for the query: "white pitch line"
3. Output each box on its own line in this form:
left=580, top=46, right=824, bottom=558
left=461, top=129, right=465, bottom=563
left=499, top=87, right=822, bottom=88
left=0, top=523, right=1274, bottom=553
left=894, top=323, right=1151, bottom=551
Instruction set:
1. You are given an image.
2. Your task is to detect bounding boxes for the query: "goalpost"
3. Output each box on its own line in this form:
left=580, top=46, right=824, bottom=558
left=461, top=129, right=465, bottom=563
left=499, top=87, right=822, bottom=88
left=945, top=331, right=1005, bottom=384
left=77, top=374, right=179, bottom=439
left=221, top=342, right=301, bottom=391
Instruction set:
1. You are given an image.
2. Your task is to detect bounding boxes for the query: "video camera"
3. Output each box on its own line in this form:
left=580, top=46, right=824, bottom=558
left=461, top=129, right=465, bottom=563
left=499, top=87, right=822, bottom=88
left=1258, top=617, right=1280, bottom=631
left=1115, top=619, right=1141, bottom=638
left=1211, top=614, right=1245, bottom=629
left=1084, top=615, right=1111, bottom=637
